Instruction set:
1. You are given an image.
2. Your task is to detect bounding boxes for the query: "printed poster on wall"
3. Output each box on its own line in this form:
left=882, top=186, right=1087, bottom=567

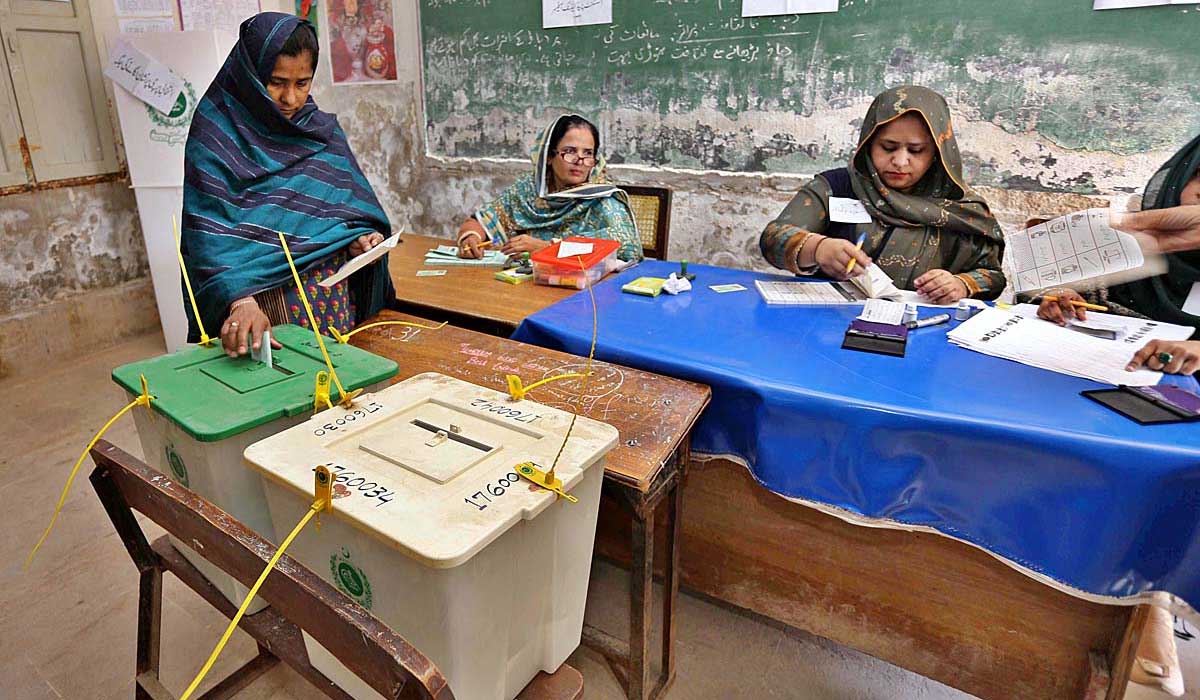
left=327, top=0, right=397, bottom=84
left=179, top=0, right=260, bottom=34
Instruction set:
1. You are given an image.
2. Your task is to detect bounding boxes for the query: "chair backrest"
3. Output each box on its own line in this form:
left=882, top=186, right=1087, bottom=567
left=621, top=185, right=672, bottom=260
left=88, top=439, right=453, bottom=700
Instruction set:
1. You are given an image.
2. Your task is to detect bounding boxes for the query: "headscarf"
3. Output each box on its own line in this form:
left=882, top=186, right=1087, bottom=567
left=1107, top=133, right=1200, bottom=330
left=850, top=85, right=1003, bottom=245
left=181, top=12, right=393, bottom=340
left=474, top=114, right=643, bottom=261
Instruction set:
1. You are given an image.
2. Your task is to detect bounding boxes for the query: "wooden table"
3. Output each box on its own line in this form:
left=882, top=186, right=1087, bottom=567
left=351, top=310, right=711, bottom=700
left=389, top=233, right=574, bottom=335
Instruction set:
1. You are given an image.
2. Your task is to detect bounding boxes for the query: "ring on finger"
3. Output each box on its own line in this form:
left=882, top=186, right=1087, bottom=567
left=230, top=321, right=240, bottom=329
left=1157, top=352, right=1174, bottom=365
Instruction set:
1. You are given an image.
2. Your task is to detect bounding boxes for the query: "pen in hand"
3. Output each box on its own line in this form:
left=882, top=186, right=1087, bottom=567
left=845, top=232, right=867, bottom=274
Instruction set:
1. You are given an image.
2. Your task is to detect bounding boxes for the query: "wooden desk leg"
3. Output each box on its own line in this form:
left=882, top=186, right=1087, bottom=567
left=584, top=463, right=684, bottom=700
left=660, top=472, right=682, bottom=686
left=629, top=502, right=654, bottom=700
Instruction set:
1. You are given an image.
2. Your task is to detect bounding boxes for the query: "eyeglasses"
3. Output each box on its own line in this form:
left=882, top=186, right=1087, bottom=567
left=555, top=148, right=597, bottom=166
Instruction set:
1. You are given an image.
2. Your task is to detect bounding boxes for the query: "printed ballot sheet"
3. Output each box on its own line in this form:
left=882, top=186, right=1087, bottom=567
left=755, top=279, right=856, bottom=305
left=1007, top=208, right=1145, bottom=294
left=543, top=0, right=612, bottom=29
left=947, top=307, right=1162, bottom=386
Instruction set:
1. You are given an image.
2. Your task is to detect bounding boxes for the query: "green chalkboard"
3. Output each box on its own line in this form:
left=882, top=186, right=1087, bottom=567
left=419, top=1, right=1200, bottom=186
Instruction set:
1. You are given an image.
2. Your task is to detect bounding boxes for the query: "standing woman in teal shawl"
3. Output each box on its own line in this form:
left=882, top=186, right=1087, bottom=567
left=456, top=114, right=643, bottom=262
left=181, top=12, right=394, bottom=357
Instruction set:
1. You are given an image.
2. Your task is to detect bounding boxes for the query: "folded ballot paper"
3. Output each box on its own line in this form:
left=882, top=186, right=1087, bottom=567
left=319, top=231, right=402, bottom=288
left=946, top=307, right=1177, bottom=386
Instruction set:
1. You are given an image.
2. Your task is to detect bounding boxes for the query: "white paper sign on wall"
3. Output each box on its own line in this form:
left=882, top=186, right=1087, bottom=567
left=743, top=0, right=838, bottom=18
left=104, top=38, right=185, bottom=114
left=543, top=0, right=612, bottom=29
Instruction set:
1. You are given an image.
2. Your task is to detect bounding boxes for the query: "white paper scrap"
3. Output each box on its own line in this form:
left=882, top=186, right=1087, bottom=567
left=1093, top=0, right=1187, bottom=9
left=828, top=197, right=873, bottom=224
left=743, top=0, right=838, bottom=17
left=103, top=39, right=185, bottom=115
left=543, top=0, right=612, bottom=29
left=1183, top=282, right=1200, bottom=316
left=557, top=241, right=595, bottom=258
left=318, top=231, right=402, bottom=288
left=858, top=299, right=906, bottom=325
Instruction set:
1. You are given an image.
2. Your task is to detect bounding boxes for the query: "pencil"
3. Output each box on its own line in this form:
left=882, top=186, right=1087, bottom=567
left=845, top=232, right=867, bottom=274
left=1043, top=295, right=1108, bottom=312
left=474, top=241, right=493, bottom=250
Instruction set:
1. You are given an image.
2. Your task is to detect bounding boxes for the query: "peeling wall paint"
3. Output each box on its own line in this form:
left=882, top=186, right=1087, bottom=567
left=0, top=181, right=146, bottom=317
left=2, top=0, right=1174, bottom=337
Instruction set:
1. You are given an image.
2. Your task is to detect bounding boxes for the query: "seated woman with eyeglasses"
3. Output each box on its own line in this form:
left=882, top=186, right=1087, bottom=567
left=456, top=114, right=643, bottom=262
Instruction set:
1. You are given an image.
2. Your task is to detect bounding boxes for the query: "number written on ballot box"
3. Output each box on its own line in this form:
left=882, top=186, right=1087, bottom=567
left=470, top=397, right=543, bottom=424
left=313, top=401, right=385, bottom=437
left=464, top=472, right=523, bottom=512
left=320, top=462, right=397, bottom=508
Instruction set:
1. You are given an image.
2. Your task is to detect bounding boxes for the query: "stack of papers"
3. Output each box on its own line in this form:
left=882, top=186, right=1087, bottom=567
left=947, top=307, right=1165, bottom=386
left=424, top=245, right=508, bottom=267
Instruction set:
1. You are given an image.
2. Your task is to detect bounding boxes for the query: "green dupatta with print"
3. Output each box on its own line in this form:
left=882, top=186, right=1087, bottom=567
left=762, top=85, right=1005, bottom=298
left=474, top=114, right=643, bottom=262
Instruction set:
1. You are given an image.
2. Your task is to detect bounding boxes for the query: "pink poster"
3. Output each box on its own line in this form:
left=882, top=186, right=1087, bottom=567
left=327, top=0, right=397, bottom=83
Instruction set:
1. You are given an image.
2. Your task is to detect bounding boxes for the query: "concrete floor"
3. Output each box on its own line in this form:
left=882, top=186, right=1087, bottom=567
left=1, top=332, right=1196, bottom=700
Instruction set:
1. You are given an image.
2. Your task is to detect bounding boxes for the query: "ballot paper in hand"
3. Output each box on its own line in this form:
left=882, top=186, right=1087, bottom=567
left=947, top=307, right=1162, bottom=386
left=1007, top=209, right=1163, bottom=294
left=318, top=231, right=402, bottom=288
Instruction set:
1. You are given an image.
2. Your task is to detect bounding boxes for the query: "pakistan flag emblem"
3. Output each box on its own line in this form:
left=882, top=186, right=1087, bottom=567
left=329, top=548, right=373, bottom=610
left=165, top=444, right=189, bottom=487
left=146, top=80, right=197, bottom=145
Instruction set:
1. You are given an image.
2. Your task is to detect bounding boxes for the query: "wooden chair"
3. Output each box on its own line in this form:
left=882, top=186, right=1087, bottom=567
left=621, top=185, right=673, bottom=260
left=87, top=439, right=583, bottom=700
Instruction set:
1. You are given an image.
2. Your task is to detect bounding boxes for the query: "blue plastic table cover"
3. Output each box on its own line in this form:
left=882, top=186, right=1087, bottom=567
left=512, top=260, right=1200, bottom=615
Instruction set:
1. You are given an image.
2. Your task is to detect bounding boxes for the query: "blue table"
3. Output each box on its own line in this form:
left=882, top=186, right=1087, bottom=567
left=513, top=260, right=1200, bottom=616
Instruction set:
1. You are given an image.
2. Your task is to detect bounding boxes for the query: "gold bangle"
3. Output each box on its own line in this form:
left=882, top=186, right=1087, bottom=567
left=793, top=232, right=817, bottom=273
